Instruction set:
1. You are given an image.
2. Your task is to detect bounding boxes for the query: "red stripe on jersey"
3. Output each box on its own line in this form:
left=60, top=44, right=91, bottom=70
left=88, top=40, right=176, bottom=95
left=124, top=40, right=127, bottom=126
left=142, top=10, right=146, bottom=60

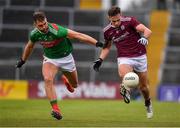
left=51, top=23, right=59, bottom=30
left=40, top=38, right=64, bottom=48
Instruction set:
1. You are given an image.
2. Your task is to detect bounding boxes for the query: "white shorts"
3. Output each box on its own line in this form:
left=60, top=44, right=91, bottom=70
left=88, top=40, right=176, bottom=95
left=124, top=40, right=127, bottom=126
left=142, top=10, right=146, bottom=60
left=117, top=54, right=147, bottom=72
left=43, top=54, right=76, bottom=72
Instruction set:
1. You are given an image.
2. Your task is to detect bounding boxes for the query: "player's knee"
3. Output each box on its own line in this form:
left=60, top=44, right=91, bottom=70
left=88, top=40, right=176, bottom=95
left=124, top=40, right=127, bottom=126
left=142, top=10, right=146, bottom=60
left=139, top=84, right=148, bottom=91
left=44, top=77, right=53, bottom=85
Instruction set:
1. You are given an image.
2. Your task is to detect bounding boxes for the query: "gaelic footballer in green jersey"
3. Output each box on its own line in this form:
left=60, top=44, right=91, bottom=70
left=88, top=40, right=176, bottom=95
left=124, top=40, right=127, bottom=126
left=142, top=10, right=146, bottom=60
left=16, top=11, right=104, bottom=120
left=30, top=23, right=73, bottom=58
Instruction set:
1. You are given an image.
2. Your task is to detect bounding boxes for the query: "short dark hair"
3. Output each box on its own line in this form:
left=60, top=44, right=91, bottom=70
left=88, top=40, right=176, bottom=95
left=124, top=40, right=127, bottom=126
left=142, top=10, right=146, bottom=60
left=108, top=6, right=121, bottom=17
left=33, top=11, right=46, bottom=22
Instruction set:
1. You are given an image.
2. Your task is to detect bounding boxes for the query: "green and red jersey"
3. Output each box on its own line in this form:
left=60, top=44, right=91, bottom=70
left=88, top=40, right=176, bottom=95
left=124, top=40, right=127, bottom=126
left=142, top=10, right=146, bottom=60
left=29, top=23, right=73, bottom=59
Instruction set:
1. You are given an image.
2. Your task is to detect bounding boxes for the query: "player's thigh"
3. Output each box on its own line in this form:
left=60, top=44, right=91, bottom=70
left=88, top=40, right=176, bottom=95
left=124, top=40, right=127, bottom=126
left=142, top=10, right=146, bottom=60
left=62, top=70, right=78, bottom=87
left=42, top=62, right=59, bottom=80
left=118, top=64, right=133, bottom=77
left=136, top=71, right=149, bottom=87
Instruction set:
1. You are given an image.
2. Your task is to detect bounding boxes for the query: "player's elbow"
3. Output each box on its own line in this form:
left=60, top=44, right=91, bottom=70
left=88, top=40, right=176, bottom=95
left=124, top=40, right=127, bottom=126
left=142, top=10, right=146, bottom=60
left=147, top=29, right=152, bottom=36
left=149, top=29, right=152, bottom=36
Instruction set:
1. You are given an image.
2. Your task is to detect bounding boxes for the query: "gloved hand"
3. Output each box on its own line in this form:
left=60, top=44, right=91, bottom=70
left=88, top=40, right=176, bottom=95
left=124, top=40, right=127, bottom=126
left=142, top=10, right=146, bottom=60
left=16, top=58, right=25, bottom=68
left=93, top=58, right=103, bottom=72
left=96, top=41, right=104, bottom=48
left=138, top=36, right=148, bottom=46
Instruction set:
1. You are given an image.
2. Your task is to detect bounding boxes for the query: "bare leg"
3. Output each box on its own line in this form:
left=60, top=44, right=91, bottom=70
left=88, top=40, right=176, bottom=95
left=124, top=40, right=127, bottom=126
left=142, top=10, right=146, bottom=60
left=118, top=64, right=133, bottom=103
left=42, top=62, right=58, bottom=100
left=118, top=64, right=133, bottom=85
left=62, top=70, right=78, bottom=88
left=137, top=71, right=153, bottom=118
left=42, top=62, right=62, bottom=120
left=136, top=71, right=150, bottom=101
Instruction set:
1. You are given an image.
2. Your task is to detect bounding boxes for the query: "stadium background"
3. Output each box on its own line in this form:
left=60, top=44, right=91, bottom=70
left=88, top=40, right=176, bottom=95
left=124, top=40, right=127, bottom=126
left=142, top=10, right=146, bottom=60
left=0, top=0, right=180, bottom=127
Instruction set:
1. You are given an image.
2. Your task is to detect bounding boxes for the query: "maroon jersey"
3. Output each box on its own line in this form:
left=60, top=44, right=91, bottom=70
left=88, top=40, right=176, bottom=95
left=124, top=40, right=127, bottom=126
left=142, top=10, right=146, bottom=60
left=103, top=16, right=146, bottom=57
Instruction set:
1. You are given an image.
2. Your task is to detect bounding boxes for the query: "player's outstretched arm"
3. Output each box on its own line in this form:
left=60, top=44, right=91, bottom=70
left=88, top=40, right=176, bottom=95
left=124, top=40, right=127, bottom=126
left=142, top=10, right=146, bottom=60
left=136, top=24, right=152, bottom=46
left=16, top=40, right=35, bottom=68
left=67, top=29, right=104, bottom=48
left=136, top=24, right=152, bottom=38
left=93, top=41, right=112, bottom=72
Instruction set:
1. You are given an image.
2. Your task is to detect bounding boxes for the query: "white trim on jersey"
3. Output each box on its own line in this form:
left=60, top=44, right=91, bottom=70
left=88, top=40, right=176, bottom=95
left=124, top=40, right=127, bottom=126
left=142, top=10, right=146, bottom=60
left=103, top=23, right=112, bottom=32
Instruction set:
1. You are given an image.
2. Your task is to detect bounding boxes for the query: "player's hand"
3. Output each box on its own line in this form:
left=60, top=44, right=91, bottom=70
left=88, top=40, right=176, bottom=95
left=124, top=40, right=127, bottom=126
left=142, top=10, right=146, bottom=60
left=16, top=58, right=25, bottom=68
left=138, top=37, right=148, bottom=46
left=96, top=41, right=104, bottom=48
left=93, top=58, right=103, bottom=72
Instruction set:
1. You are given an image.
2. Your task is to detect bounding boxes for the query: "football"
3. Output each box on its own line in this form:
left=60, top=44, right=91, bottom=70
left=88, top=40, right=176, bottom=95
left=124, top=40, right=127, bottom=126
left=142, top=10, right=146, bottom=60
left=123, top=72, right=139, bottom=88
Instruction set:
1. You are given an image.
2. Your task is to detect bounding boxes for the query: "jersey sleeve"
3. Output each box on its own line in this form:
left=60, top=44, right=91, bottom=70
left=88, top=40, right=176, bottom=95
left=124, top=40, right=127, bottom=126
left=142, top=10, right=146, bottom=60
left=130, top=17, right=140, bottom=28
left=29, top=29, right=38, bottom=43
left=103, top=24, right=113, bottom=42
left=29, top=30, right=38, bottom=43
left=104, top=31, right=111, bottom=42
left=56, top=24, right=68, bottom=38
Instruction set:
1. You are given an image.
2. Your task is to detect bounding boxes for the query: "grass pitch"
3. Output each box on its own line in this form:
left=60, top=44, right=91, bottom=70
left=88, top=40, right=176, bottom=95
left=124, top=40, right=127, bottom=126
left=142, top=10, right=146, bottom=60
left=0, top=99, right=180, bottom=127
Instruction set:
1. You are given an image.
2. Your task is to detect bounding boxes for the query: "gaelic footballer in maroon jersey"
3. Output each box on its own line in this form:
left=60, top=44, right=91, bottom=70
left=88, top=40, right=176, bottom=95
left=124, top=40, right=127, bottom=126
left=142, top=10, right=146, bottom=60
left=93, top=6, right=153, bottom=119
left=103, top=16, right=146, bottom=57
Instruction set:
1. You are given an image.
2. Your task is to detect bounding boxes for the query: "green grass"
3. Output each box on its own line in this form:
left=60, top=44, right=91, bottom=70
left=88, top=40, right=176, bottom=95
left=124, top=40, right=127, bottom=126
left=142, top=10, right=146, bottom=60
left=0, top=99, right=180, bottom=127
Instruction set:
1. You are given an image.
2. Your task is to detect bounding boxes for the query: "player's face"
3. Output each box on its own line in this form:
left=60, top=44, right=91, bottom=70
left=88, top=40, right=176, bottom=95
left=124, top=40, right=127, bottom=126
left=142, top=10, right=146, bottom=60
left=109, top=14, right=121, bottom=28
left=35, top=18, right=49, bottom=33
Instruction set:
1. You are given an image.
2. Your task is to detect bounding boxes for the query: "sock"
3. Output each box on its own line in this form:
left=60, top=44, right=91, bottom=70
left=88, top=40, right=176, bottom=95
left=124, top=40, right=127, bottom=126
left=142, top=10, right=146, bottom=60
left=50, top=99, right=60, bottom=112
left=145, top=98, right=151, bottom=107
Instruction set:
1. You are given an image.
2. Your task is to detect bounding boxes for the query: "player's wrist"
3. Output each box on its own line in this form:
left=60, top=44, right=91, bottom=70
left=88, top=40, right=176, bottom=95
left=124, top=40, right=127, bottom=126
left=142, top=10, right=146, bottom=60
left=141, top=35, right=148, bottom=40
left=96, top=41, right=104, bottom=48
left=20, top=58, right=26, bottom=63
left=98, top=58, right=103, bottom=62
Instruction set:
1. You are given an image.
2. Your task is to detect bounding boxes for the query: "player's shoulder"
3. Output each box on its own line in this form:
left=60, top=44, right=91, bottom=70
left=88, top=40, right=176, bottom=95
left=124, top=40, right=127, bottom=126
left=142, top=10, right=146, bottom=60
left=30, top=28, right=39, bottom=36
left=103, top=23, right=113, bottom=33
left=48, top=23, right=59, bottom=30
left=49, top=23, right=67, bottom=31
left=121, top=16, right=136, bottom=22
left=29, top=28, right=40, bottom=42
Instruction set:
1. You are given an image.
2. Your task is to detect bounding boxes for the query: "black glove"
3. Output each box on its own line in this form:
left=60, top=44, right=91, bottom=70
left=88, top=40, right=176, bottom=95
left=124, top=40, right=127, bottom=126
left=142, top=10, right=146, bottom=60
left=96, top=41, right=104, bottom=48
left=16, top=58, right=25, bottom=68
left=93, top=58, right=103, bottom=72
